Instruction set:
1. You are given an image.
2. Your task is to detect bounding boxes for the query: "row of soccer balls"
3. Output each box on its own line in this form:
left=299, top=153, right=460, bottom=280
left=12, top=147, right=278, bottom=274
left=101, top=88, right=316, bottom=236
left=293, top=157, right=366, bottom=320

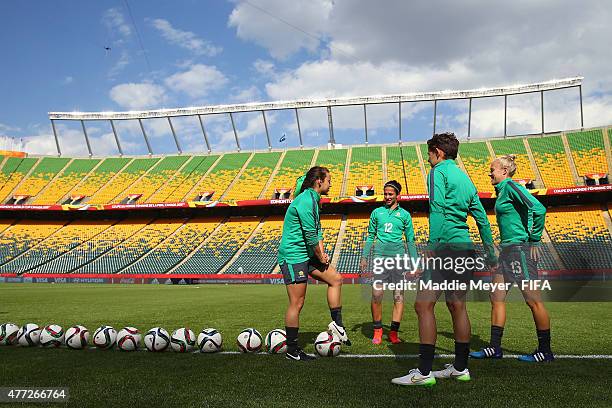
left=0, top=323, right=342, bottom=357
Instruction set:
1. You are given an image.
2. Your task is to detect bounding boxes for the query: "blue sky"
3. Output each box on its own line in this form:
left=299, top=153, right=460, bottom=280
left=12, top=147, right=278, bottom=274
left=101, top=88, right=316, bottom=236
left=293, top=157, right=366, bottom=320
left=1, top=0, right=610, bottom=156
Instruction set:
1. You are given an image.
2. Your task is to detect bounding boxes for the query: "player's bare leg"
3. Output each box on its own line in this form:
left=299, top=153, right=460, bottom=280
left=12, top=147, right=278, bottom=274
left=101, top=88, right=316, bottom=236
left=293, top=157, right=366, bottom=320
left=284, top=282, right=314, bottom=361
left=415, top=289, right=440, bottom=344
left=518, top=287, right=554, bottom=362
left=285, top=283, right=307, bottom=328
left=310, top=264, right=342, bottom=308
left=430, top=291, right=472, bottom=381
left=371, top=288, right=384, bottom=344
left=491, top=273, right=508, bottom=328
left=471, top=274, right=507, bottom=359
left=311, top=265, right=351, bottom=345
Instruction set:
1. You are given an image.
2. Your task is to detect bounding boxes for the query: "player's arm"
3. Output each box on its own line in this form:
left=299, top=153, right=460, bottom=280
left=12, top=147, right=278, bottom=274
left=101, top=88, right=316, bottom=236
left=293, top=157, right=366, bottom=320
left=427, top=168, right=446, bottom=249
left=295, top=195, right=328, bottom=264
left=360, top=212, right=377, bottom=270
left=509, top=184, right=547, bottom=261
left=468, top=191, right=498, bottom=266
left=403, top=214, right=420, bottom=276
left=403, top=214, right=418, bottom=261
left=362, top=211, right=377, bottom=258
left=517, top=188, right=546, bottom=243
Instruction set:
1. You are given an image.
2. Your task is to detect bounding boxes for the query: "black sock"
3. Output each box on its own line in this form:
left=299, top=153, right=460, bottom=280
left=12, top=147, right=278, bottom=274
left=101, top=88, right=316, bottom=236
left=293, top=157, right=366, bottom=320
left=454, top=342, right=470, bottom=371
left=330, top=307, right=343, bottom=327
left=418, top=344, right=435, bottom=375
left=390, top=321, right=400, bottom=332
left=490, top=325, right=504, bottom=348
left=285, top=326, right=299, bottom=353
left=373, top=320, right=382, bottom=330
left=537, top=329, right=551, bottom=353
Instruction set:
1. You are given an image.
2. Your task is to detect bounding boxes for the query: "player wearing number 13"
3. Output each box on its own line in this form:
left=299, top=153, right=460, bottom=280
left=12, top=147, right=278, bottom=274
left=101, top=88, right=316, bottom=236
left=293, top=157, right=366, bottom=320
left=470, top=155, right=553, bottom=363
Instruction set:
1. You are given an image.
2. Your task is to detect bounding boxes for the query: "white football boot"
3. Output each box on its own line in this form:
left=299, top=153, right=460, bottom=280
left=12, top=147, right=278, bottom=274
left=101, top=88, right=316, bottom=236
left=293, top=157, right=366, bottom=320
left=431, top=364, right=471, bottom=381
left=391, top=368, right=436, bottom=387
left=328, top=321, right=351, bottom=346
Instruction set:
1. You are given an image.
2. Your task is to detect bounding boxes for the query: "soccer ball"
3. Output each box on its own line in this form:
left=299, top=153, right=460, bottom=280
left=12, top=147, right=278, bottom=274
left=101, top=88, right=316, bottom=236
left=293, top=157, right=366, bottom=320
left=236, top=328, right=262, bottom=353
left=197, top=328, right=222, bottom=353
left=0, top=323, right=19, bottom=345
left=116, top=327, right=141, bottom=351
left=17, top=323, right=41, bottom=347
left=265, top=329, right=287, bottom=354
left=170, top=328, right=196, bottom=353
left=144, top=327, right=170, bottom=352
left=65, top=325, right=89, bottom=349
left=92, top=326, right=117, bottom=350
left=40, top=324, right=64, bottom=348
left=314, top=331, right=341, bottom=357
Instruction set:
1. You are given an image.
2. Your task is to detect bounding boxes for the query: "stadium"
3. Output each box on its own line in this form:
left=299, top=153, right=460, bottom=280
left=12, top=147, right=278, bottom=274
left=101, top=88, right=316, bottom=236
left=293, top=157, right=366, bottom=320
left=1, top=2, right=612, bottom=407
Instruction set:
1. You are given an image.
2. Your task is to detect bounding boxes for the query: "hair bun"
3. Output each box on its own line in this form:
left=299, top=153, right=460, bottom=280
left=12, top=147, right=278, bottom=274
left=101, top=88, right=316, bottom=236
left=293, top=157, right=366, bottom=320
left=505, top=154, right=517, bottom=161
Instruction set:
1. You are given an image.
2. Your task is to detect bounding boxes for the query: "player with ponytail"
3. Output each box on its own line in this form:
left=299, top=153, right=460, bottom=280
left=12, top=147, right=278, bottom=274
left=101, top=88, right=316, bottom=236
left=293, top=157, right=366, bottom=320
left=278, top=166, right=350, bottom=361
left=470, top=155, right=552, bottom=362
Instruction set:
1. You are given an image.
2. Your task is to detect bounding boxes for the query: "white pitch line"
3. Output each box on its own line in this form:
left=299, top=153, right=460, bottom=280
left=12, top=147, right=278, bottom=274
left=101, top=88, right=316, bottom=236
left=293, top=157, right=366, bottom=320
left=335, top=354, right=612, bottom=359
left=217, top=351, right=612, bottom=359
left=58, top=348, right=612, bottom=359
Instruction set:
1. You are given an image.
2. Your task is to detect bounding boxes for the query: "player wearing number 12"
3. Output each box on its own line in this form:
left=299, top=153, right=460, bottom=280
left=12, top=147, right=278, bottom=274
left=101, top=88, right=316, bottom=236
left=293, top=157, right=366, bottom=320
left=361, top=180, right=418, bottom=345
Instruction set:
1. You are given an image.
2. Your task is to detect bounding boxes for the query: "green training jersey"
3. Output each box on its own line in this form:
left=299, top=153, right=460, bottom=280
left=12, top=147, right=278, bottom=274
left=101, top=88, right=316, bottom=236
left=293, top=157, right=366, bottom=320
left=362, top=204, right=418, bottom=259
left=494, top=178, right=546, bottom=245
left=427, top=159, right=497, bottom=264
left=277, top=188, right=324, bottom=264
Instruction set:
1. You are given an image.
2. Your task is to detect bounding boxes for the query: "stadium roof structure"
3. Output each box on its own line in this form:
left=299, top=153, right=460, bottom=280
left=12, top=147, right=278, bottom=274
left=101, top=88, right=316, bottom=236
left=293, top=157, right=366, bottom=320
left=48, top=76, right=584, bottom=157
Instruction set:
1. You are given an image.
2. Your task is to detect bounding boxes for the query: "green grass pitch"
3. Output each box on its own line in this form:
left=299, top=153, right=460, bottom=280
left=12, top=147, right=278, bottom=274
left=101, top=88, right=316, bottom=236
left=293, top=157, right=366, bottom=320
left=0, top=283, right=611, bottom=407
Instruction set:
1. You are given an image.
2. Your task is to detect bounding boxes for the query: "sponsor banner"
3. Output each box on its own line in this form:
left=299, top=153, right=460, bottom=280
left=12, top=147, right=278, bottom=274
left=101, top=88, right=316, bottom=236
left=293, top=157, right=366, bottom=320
left=398, top=194, right=429, bottom=201
left=0, top=204, right=63, bottom=211
left=0, top=150, right=27, bottom=158
left=188, top=201, right=231, bottom=208
left=547, top=184, right=612, bottom=195
left=104, top=202, right=190, bottom=210
left=237, top=199, right=282, bottom=206
left=0, top=273, right=363, bottom=284
left=0, top=184, right=610, bottom=213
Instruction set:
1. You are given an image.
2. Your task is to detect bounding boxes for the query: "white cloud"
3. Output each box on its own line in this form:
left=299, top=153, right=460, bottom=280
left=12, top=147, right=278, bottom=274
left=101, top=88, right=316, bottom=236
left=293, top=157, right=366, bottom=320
left=109, top=83, right=167, bottom=110
left=164, top=64, right=228, bottom=98
left=228, top=0, right=333, bottom=59
left=265, top=60, right=479, bottom=100
left=208, top=112, right=275, bottom=152
left=230, top=86, right=261, bottom=103
left=150, top=18, right=222, bottom=56
left=230, top=0, right=612, bottom=135
left=16, top=125, right=131, bottom=157
left=61, top=76, right=74, bottom=85
left=108, top=50, right=130, bottom=79
left=0, top=123, right=21, bottom=133
left=253, top=59, right=275, bottom=76
left=102, top=8, right=131, bottom=40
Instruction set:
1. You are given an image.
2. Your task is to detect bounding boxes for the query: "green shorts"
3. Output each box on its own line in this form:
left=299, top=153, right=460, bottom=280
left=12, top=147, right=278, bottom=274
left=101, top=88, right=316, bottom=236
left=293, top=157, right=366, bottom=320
left=497, top=244, right=538, bottom=282
left=280, top=259, right=328, bottom=285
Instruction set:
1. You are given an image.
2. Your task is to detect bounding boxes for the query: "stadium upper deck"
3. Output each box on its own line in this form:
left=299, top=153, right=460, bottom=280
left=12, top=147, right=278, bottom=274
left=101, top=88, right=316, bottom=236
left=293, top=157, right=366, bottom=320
left=0, top=126, right=610, bottom=206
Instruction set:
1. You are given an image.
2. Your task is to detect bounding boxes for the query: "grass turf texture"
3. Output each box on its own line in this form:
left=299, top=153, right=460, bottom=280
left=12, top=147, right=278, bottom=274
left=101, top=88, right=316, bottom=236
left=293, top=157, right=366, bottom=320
left=0, top=283, right=611, bottom=407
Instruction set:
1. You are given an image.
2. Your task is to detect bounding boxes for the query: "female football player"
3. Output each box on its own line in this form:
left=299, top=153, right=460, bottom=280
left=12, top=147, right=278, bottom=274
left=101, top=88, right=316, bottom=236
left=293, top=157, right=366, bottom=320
left=361, top=180, right=418, bottom=345
left=471, top=155, right=553, bottom=362
left=278, top=166, right=350, bottom=361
